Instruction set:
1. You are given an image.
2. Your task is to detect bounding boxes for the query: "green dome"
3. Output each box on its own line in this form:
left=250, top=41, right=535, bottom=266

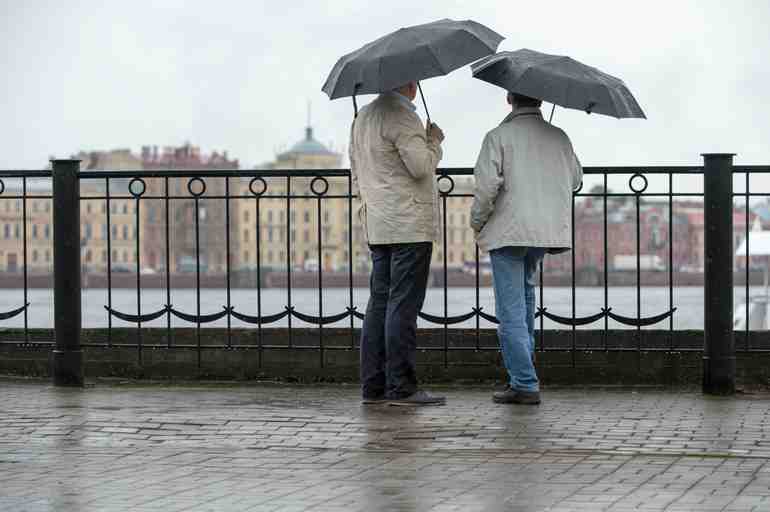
left=280, top=127, right=336, bottom=158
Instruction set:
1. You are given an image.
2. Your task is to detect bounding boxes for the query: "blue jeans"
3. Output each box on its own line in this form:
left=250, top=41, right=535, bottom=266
left=489, top=246, right=546, bottom=392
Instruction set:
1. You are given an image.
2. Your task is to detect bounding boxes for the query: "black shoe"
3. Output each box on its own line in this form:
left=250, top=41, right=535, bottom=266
left=493, top=386, right=541, bottom=405
left=361, top=395, right=388, bottom=405
left=388, top=390, right=446, bottom=406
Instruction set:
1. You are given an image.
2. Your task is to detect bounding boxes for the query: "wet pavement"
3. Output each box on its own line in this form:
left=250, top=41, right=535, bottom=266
left=1, top=380, right=770, bottom=511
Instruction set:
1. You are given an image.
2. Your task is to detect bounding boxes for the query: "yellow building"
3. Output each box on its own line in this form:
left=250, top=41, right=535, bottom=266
left=438, top=177, right=478, bottom=269
left=0, top=190, right=53, bottom=273
left=0, top=141, right=479, bottom=277
left=235, top=125, right=367, bottom=272
left=0, top=150, right=142, bottom=275
left=76, top=149, right=144, bottom=273
left=0, top=189, right=138, bottom=275
left=234, top=124, right=480, bottom=274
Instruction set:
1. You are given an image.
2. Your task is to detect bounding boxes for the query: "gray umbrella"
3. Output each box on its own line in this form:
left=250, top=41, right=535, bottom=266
left=322, top=19, right=503, bottom=120
left=472, top=48, right=646, bottom=119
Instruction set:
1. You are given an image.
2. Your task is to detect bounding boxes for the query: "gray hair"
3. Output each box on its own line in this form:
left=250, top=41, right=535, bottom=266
left=508, top=92, right=542, bottom=108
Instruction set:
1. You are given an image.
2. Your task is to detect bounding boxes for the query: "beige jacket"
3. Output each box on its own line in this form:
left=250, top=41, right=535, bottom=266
left=470, top=107, right=583, bottom=253
left=349, top=92, right=443, bottom=245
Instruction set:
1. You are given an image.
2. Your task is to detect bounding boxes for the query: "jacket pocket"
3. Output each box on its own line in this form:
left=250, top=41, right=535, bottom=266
left=358, top=203, right=370, bottom=243
left=411, top=192, right=434, bottom=205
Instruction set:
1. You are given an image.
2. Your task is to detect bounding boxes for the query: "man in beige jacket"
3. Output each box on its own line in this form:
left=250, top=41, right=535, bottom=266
left=350, top=80, right=446, bottom=406
left=471, top=92, right=582, bottom=405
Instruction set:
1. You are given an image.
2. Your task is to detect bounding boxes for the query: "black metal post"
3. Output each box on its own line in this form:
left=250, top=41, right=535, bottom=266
left=51, top=159, right=83, bottom=386
left=703, top=153, right=735, bottom=395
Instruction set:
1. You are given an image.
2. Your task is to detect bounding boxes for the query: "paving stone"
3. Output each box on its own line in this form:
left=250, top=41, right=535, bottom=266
left=1, top=381, right=770, bottom=510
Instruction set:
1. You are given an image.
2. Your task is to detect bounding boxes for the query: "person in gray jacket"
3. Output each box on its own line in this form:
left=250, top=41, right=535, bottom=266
left=471, top=92, right=582, bottom=405
left=350, top=80, right=446, bottom=406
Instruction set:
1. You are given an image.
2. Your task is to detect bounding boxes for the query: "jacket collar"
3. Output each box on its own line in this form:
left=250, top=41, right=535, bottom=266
left=381, top=91, right=417, bottom=112
left=501, top=106, right=543, bottom=124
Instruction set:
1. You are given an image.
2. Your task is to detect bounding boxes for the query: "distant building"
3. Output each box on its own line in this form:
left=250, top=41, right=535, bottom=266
left=74, top=149, right=141, bottom=171
left=0, top=148, right=146, bottom=274
left=12, top=144, right=760, bottom=278
left=233, top=123, right=479, bottom=273
left=0, top=192, right=52, bottom=273
left=75, top=149, right=144, bottom=273
left=235, top=125, right=352, bottom=272
left=436, top=177, right=477, bottom=269
left=68, top=145, right=240, bottom=275
left=140, top=143, right=239, bottom=273
left=273, top=126, right=341, bottom=170
left=543, top=197, right=758, bottom=275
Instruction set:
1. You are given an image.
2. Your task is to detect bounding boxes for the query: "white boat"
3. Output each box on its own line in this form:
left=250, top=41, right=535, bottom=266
left=734, top=230, right=770, bottom=330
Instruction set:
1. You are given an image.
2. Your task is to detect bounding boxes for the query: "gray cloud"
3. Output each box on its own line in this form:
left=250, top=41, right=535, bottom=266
left=2, top=0, right=769, bottom=170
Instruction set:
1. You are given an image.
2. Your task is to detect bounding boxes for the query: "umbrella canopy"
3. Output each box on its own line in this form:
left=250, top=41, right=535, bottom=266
left=322, top=19, right=503, bottom=101
left=471, top=48, right=646, bottom=119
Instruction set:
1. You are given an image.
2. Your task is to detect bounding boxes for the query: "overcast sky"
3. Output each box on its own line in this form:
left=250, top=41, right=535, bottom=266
left=2, top=0, right=769, bottom=171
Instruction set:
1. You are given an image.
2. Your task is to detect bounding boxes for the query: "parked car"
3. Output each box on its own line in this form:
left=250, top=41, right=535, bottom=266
left=613, top=254, right=665, bottom=271
left=177, top=256, right=208, bottom=273
left=463, top=257, right=492, bottom=276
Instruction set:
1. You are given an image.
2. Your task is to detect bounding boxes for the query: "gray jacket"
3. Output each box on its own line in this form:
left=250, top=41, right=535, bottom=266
left=470, top=107, right=582, bottom=253
left=349, top=92, right=443, bottom=245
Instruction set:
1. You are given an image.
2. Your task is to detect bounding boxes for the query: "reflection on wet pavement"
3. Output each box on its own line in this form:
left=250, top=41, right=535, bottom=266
left=1, top=381, right=770, bottom=511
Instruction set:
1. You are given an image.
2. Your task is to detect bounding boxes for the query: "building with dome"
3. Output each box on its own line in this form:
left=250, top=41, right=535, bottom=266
left=233, top=122, right=485, bottom=276
left=274, top=126, right=341, bottom=169
left=235, top=124, right=369, bottom=274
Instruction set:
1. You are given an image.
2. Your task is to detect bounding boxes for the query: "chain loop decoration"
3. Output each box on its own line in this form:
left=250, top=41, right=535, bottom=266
left=310, top=176, right=329, bottom=196
left=187, top=177, right=207, bottom=197
left=437, top=174, right=455, bottom=196
left=629, top=173, right=648, bottom=194
left=128, top=177, right=146, bottom=198
left=248, top=177, right=268, bottom=197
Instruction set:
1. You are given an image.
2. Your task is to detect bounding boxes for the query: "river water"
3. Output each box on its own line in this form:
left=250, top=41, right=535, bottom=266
left=0, top=287, right=762, bottom=330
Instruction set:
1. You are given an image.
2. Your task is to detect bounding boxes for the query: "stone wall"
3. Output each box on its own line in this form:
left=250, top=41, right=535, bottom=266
left=1, top=328, right=769, bottom=386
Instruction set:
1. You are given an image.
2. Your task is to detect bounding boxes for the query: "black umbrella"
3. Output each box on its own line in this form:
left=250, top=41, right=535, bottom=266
left=471, top=48, right=646, bottom=120
left=322, top=19, right=503, bottom=121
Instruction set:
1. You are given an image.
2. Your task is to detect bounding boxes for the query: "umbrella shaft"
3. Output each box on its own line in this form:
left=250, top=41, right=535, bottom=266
left=417, top=81, right=431, bottom=125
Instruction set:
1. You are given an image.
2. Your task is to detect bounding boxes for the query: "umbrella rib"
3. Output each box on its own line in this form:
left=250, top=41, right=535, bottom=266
left=604, top=87, right=624, bottom=118
left=378, top=48, right=384, bottom=92
left=507, top=64, right=538, bottom=94
left=378, top=29, right=420, bottom=88
left=563, top=76, right=575, bottom=113
left=424, top=43, right=449, bottom=76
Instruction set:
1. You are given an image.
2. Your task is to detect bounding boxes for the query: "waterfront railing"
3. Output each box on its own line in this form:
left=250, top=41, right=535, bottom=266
left=0, top=155, right=760, bottom=392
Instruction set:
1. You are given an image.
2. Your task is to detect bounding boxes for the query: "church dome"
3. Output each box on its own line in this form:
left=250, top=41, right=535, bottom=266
left=279, top=126, right=337, bottom=158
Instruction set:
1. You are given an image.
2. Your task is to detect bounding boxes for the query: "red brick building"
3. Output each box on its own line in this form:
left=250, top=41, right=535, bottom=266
left=544, top=199, right=756, bottom=274
left=140, top=144, right=239, bottom=273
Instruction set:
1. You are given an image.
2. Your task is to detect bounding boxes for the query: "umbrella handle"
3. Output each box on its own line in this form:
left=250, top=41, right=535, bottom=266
left=417, top=81, right=431, bottom=126
left=352, top=83, right=361, bottom=118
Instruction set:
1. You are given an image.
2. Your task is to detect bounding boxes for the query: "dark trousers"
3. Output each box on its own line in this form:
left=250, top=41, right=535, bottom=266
left=360, top=242, right=433, bottom=399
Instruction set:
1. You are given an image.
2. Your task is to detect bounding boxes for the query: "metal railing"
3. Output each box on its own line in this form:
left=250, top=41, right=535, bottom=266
left=734, top=164, right=770, bottom=351
left=0, top=155, right=753, bottom=392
